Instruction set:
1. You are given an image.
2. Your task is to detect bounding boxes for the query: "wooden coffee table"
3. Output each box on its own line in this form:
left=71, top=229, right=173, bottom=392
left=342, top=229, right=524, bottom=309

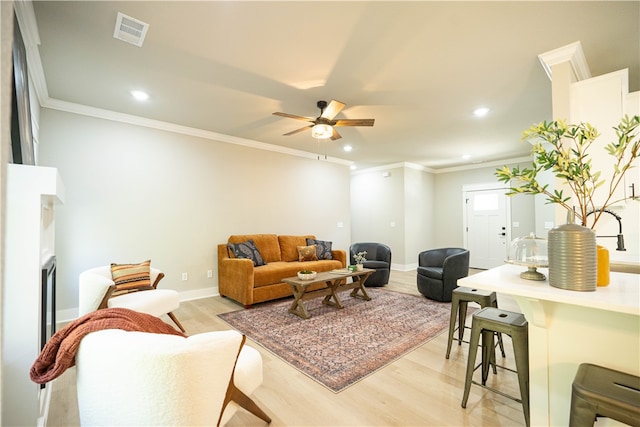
left=283, top=268, right=374, bottom=319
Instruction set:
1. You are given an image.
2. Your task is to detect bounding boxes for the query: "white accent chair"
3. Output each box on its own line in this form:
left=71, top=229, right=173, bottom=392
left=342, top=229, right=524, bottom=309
left=79, top=266, right=185, bottom=332
left=76, top=329, right=271, bottom=426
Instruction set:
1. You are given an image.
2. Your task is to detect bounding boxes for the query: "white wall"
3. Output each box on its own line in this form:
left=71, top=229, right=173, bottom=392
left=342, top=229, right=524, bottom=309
left=350, top=164, right=435, bottom=269
left=433, top=162, right=537, bottom=248
left=37, top=108, right=352, bottom=316
left=403, top=166, right=434, bottom=269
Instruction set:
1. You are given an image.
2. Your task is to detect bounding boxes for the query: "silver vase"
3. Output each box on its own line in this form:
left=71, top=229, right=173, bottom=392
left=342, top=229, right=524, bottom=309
left=548, top=223, right=597, bottom=291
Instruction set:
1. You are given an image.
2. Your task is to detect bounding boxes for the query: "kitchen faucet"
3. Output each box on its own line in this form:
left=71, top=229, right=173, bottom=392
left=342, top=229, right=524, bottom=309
left=585, top=208, right=626, bottom=251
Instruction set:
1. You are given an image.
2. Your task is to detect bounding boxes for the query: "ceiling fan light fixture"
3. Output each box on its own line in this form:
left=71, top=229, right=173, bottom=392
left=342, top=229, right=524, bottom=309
left=311, top=123, right=333, bottom=139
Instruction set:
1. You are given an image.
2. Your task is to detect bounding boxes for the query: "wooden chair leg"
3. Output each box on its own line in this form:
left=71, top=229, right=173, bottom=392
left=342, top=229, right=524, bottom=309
left=228, top=383, right=272, bottom=424
left=167, top=311, right=186, bottom=333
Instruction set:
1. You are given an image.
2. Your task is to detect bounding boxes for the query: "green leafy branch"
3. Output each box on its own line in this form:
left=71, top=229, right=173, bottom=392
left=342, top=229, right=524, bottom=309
left=495, top=115, right=639, bottom=228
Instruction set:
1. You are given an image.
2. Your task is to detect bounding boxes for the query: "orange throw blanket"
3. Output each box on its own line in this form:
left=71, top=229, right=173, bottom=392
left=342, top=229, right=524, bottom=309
left=31, top=308, right=186, bottom=384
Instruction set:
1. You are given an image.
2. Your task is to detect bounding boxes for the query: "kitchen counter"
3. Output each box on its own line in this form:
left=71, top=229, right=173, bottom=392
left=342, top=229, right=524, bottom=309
left=459, top=264, right=639, bottom=426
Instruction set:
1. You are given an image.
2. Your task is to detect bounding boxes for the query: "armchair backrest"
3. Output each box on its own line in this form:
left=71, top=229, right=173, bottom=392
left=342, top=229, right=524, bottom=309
left=78, top=266, right=163, bottom=316
left=419, top=248, right=469, bottom=276
left=76, top=329, right=244, bottom=426
left=349, top=242, right=392, bottom=264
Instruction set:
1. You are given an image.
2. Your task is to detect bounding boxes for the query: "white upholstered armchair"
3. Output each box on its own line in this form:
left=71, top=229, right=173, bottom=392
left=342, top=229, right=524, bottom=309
left=79, top=265, right=185, bottom=332
left=76, top=329, right=271, bottom=426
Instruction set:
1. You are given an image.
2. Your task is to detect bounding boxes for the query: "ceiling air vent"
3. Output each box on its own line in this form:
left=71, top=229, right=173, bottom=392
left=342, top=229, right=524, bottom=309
left=113, top=12, right=149, bottom=47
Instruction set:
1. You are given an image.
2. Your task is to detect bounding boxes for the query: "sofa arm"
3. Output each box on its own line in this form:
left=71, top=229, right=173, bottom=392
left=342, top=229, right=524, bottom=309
left=217, top=244, right=255, bottom=306
left=332, top=250, right=347, bottom=268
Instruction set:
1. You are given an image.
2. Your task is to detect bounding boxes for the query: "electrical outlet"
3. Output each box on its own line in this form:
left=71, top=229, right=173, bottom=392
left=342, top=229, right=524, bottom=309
left=207, top=270, right=213, bottom=278
left=181, top=272, right=188, bottom=281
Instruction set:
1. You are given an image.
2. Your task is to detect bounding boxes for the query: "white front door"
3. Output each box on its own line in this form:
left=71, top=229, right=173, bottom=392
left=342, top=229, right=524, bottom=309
left=464, top=187, right=509, bottom=269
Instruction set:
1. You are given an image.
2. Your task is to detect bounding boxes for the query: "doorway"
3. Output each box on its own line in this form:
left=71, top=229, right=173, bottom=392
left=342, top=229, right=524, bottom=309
left=463, top=184, right=510, bottom=269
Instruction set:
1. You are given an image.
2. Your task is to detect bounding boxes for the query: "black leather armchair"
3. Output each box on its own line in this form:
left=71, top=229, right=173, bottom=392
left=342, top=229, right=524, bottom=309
left=417, top=248, right=470, bottom=302
left=349, top=242, right=392, bottom=287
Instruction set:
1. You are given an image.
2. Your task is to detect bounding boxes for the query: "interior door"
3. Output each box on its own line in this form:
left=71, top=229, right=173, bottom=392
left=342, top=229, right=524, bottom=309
left=465, top=188, right=508, bottom=269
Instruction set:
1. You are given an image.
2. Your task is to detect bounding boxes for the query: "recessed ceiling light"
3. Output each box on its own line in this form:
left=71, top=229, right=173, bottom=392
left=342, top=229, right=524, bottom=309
left=343, top=145, right=353, bottom=152
left=350, top=165, right=357, bottom=170
left=130, top=90, right=149, bottom=101
left=462, top=154, right=471, bottom=160
left=473, top=107, right=490, bottom=117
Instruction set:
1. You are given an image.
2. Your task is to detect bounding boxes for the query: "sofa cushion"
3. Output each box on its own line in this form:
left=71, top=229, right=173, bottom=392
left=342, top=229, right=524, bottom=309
left=228, top=234, right=281, bottom=263
left=110, top=260, right=152, bottom=293
left=253, top=260, right=343, bottom=287
left=228, top=240, right=266, bottom=267
left=297, top=245, right=318, bottom=262
left=417, top=266, right=443, bottom=280
left=278, top=235, right=315, bottom=262
left=306, top=238, right=334, bottom=260
left=363, top=260, right=389, bottom=269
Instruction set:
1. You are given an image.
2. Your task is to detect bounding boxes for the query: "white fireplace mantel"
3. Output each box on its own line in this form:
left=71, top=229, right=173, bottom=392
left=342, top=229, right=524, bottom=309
left=2, top=164, right=65, bottom=426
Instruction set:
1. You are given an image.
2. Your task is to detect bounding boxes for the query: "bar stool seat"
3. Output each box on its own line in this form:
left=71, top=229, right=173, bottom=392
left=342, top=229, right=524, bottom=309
left=461, top=307, right=530, bottom=427
left=570, top=363, right=640, bottom=427
left=446, top=286, right=505, bottom=359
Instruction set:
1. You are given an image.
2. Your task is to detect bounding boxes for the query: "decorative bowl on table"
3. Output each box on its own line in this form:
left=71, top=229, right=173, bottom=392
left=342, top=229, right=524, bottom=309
left=297, top=270, right=317, bottom=280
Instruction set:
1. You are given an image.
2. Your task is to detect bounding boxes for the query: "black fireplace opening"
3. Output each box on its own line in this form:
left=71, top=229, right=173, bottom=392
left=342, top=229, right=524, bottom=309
left=41, top=256, right=56, bottom=352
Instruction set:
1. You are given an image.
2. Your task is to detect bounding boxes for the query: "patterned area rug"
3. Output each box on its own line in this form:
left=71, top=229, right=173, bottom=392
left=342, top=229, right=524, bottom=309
left=218, top=288, right=452, bottom=392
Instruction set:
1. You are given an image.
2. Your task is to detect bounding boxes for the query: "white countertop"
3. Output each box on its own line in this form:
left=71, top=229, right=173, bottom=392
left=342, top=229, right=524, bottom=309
left=459, top=264, right=640, bottom=316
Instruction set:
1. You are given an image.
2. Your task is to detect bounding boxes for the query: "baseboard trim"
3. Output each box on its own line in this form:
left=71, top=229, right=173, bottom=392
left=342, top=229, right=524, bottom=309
left=391, top=263, right=417, bottom=272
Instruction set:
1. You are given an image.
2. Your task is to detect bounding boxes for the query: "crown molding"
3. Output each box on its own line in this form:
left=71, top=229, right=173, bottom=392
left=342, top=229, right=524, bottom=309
left=434, top=156, right=533, bottom=174
left=14, top=0, right=49, bottom=104
left=351, top=162, right=435, bottom=176
left=538, top=41, right=591, bottom=82
left=42, top=98, right=353, bottom=166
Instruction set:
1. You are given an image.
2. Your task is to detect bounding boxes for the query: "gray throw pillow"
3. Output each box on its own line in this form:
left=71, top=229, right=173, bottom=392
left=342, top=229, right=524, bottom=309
left=227, top=239, right=266, bottom=266
left=306, top=238, right=333, bottom=260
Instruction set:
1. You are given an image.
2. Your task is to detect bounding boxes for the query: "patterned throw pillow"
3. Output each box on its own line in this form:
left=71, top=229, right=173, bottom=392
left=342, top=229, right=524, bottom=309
left=110, top=260, right=152, bottom=293
left=228, top=240, right=266, bottom=266
left=306, top=238, right=333, bottom=260
left=297, top=245, right=318, bottom=262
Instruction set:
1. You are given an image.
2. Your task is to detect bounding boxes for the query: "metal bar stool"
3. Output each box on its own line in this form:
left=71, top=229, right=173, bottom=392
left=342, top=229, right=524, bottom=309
left=570, top=363, right=640, bottom=427
left=461, top=307, right=530, bottom=427
left=446, top=286, right=506, bottom=359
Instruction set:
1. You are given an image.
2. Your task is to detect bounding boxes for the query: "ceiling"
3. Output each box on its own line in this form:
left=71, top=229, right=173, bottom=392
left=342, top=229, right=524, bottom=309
left=29, top=1, right=639, bottom=170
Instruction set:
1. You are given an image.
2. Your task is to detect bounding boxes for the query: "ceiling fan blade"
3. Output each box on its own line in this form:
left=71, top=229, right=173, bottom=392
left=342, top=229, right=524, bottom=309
left=330, top=128, right=342, bottom=141
left=273, top=112, right=314, bottom=122
left=283, top=125, right=312, bottom=136
left=321, top=100, right=346, bottom=120
left=333, top=118, right=375, bottom=127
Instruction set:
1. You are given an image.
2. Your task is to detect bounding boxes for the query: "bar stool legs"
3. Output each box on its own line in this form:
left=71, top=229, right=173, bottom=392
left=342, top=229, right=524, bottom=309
left=446, top=287, right=506, bottom=360
left=461, top=307, right=530, bottom=427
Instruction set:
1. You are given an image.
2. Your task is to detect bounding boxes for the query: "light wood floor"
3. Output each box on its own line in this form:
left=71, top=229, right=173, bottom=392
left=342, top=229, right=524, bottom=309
left=47, top=269, right=526, bottom=426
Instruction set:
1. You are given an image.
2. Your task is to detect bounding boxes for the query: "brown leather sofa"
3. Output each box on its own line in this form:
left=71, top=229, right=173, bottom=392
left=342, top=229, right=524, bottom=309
left=217, top=234, right=346, bottom=307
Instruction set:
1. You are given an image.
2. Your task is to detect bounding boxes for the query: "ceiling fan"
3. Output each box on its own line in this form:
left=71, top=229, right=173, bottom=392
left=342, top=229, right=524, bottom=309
left=273, top=100, right=375, bottom=141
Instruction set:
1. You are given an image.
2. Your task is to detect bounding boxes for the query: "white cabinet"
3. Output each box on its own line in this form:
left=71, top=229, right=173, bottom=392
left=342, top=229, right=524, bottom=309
left=570, top=69, right=628, bottom=206
left=568, top=69, right=639, bottom=263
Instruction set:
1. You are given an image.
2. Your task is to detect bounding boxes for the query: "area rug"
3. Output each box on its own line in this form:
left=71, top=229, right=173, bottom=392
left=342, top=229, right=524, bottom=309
left=218, top=288, right=452, bottom=392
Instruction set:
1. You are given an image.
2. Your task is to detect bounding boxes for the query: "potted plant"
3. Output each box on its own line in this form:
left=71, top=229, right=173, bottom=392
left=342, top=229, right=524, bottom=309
left=353, top=251, right=367, bottom=271
left=495, top=115, right=639, bottom=290
left=495, top=115, right=639, bottom=228
left=297, top=269, right=316, bottom=280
